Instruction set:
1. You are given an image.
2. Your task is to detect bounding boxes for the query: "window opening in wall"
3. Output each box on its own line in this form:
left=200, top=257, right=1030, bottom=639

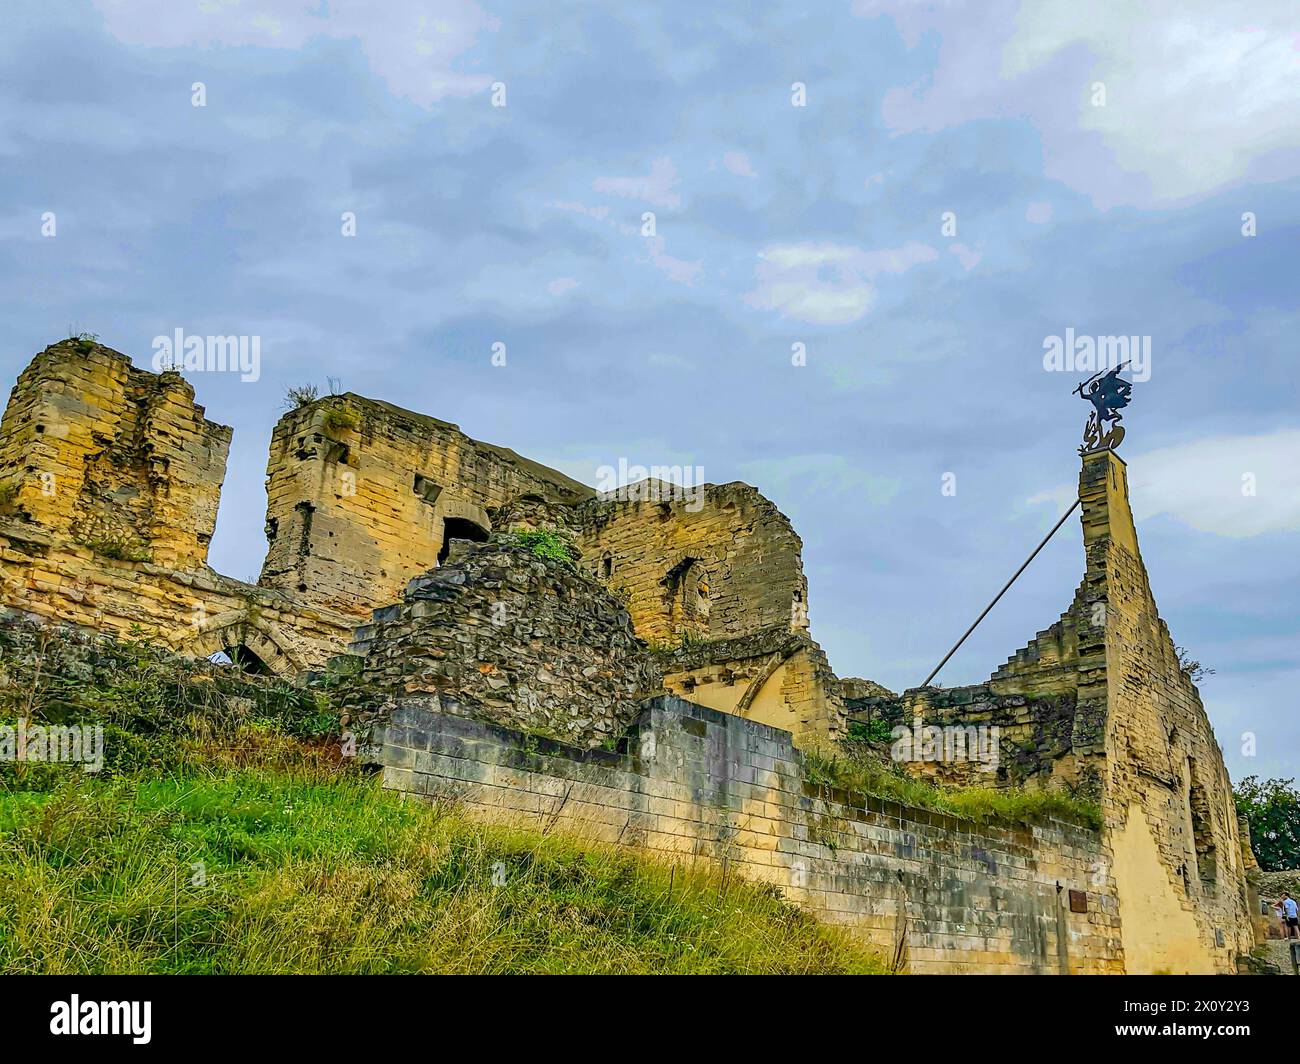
left=664, top=557, right=710, bottom=637
left=414, top=474, right=442, bottom=505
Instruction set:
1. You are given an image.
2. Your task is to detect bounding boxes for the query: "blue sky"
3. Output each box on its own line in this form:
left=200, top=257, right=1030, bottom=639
left=2, top=1, right=1297, bottom=781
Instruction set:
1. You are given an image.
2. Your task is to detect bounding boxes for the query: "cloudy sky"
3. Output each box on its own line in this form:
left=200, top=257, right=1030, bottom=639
left=3, top=1, right=1297, bottom=781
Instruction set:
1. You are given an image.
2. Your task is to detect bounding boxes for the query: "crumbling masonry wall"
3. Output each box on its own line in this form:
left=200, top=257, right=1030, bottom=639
left=1083, top=450, right=1254, bottom=973
left=573, top=483, right=808, bottom=644
left=259, top=395, right=592, bottom=617
left=346, top=537, right=661, bottom=748
left=571, top=483, right=844, bottom=745
left=0, top=341, right=833, bottom=736
left=653, top=627, right=846, bottom=748
left=0, top=341, right=230, bottom=569
left=846, top=563, right=1104, bottom=793
left=0, top=342, right=354, bottom=672
left=848, top=684, right=1083, bottom=791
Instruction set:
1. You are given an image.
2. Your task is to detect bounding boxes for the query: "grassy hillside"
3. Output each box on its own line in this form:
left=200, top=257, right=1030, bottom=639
left=0, top=767, right=887, bottom=974
left=0, top=621, right=885, bottom=974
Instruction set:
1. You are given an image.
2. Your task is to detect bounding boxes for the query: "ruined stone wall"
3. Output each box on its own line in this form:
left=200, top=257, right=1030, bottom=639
left=1082, top=450, right=1255, bottom=973
left=0, top=518, right=354, bottom=674
left=568, top=483, right=842, bottom=745
left=837, top=676, right=896, bottom=701
left=848, top=684, right=1081, bottom=790
left=259, top=395, right=592, bottom=618
left=0, top=342, right=355, bottom=672
left=845, top=567, right=1106, bottom=794
left=0, top=344, right=840, bottom=713
left=0, top=340, right=231, bottom=570
left=347, top=536, right=661, bottom=748
left=573, top=483, right=808, bottom=646
left=367, top=696, right=1123, bottom=974
left=654, top=626, right=845, bottom=748
left=848, top=450, right=1254, bottom=971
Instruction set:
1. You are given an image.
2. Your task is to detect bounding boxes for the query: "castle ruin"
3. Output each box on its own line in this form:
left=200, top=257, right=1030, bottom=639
left=0, top=339, right=1261, bottom=972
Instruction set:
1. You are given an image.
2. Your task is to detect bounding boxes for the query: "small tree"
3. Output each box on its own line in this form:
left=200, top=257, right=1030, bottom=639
left=1235, top=776, right=1300, bottom=872
left=1175, top=645, right=1215, bottom=684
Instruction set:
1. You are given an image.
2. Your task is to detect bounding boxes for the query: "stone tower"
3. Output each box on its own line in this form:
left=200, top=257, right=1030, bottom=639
left=0, top=340, right=231, bottom=570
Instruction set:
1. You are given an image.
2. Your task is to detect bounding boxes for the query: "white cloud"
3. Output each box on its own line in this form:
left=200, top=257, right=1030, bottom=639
left=547, top=277, right=579, bottom=296
left=745, top=240, right=938, bottom=324
left=593, top=156, right=681, bottom=208
left=949, top=242, right=981, bottom=270
left=1028, top=430, right=1300, bottom=538
left=92, top=0, right=499, bottom=105
left=1025, top=201, right=1053, bottom=224
left=722, top=151, right=757, bottom=178
left=857, top=0, right=1300, bottom=208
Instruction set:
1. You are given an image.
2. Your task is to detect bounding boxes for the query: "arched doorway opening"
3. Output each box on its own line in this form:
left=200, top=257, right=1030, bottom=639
left=439, top=516, right=489, bottom=564
left=208, top=644, right=274, bottom=674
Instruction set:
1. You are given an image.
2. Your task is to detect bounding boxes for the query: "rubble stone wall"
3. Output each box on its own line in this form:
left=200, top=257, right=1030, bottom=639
left=347, top=538, right=661, bottom=748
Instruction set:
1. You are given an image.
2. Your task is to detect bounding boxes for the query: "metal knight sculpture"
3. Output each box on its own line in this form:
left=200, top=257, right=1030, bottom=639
left=1075, top=363, right=1133, bottom=453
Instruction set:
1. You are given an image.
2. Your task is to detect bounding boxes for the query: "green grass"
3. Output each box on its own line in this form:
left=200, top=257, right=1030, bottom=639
left=0, top=762, right=885, bottom=974
left=509, top=528, right=575, bottom=564
left=0, top=624, right=886, bottom=974
left=803, top=743, right=1101, bottom=830
left=322, top=404, right=360, bottom=434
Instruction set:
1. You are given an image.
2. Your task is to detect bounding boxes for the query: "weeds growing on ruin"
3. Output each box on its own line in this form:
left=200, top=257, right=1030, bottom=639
left=510, top=528, right=575, bottom=564
left=846, top=717, right=894, bottom=744
left=284, top=383, right=319, bottom=409
left=803, top=743, right=1101, bottom=829
left=0, top=622, right=340, bottom=783
left=322, top=404, right=360, bottom=434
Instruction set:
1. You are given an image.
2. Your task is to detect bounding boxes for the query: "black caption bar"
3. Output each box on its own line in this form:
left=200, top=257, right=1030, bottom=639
left=1, top=974, right=1294, bottom=1052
